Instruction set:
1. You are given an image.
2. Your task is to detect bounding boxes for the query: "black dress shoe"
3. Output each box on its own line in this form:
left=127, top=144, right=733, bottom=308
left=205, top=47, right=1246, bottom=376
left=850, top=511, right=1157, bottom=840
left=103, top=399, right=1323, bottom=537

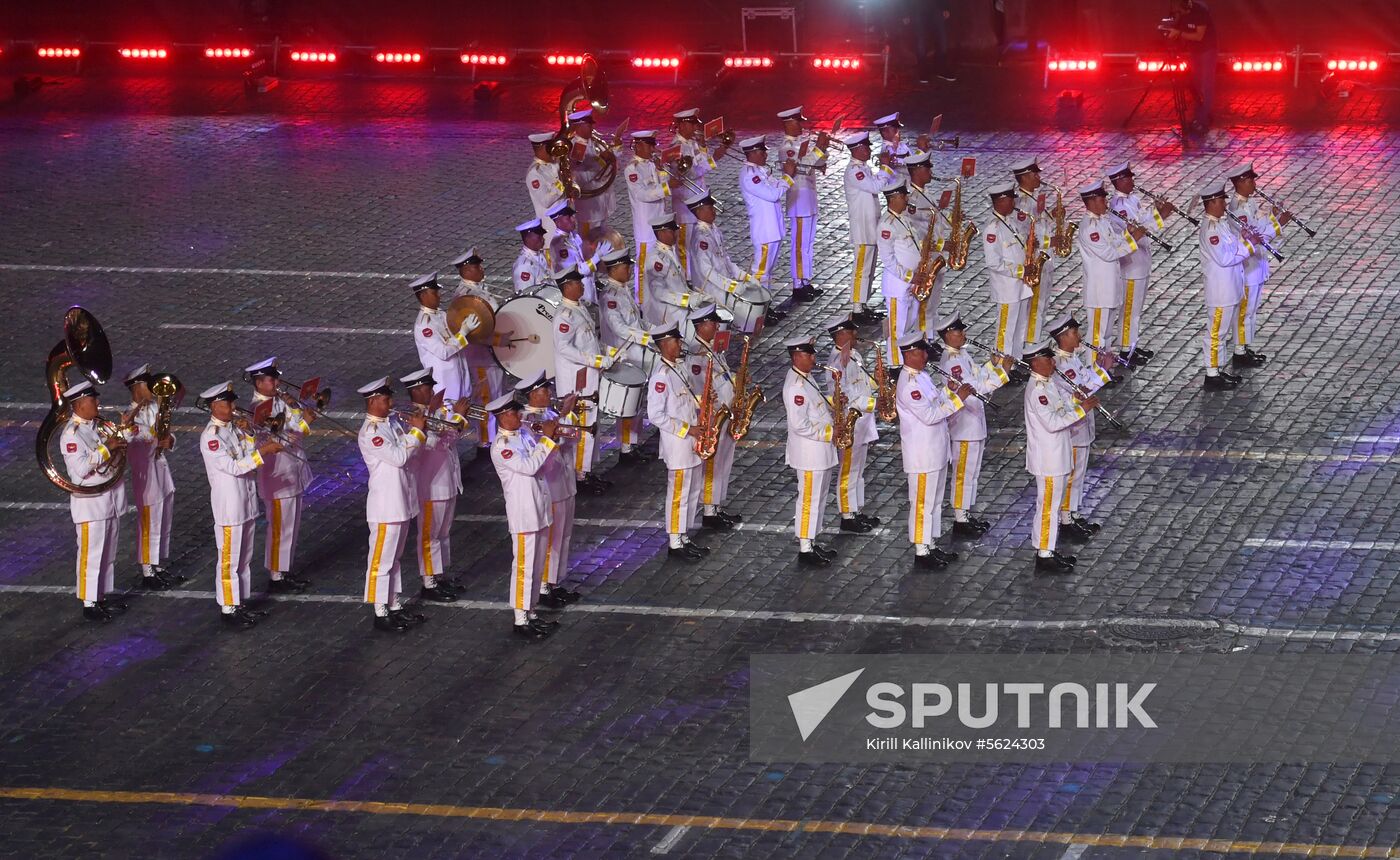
left=580, top=475, right=611, bottom=495
left=419, top=586, right=457, bottom=603
left=550, top=586, right=582, bottom=604
left=1219, top=370, right=1244, bottom=383
left=99, top=598, right=128, bottom=613
left=792, top=286, right=817, bottom=303
left=1053, top=551, right=1078, bottom=566
left=968, top=515, right=991, bottom=530
left=529, top=616, right=560, bottom=631
left=914, top=552, right=949, bottom=570
left=618, top=449, right=648, bottom=465
left=1072, top=516, right=1102, bottom=534
left=702, top=514, right=736, bottom=530
left=1034, top=554, right=1075, bottom=574
left=222, top=610, right=258, bottom=628
left=1134, top=346, right=1155, bottom=359
left=392, top=608, right=428, bottom=625
left=434, top=579, right=465, bottom=596
left=685, top=541, right=712, bottom=555
left=855, top=513, right=882, bottom=528
left=154, top=568, right=187, bottom=586
left=1059, top=521, right=1092, bottom=542
left=812, top=544, right=837, bottom=561
left=1203, top=374, right=1239, bottom=391
left=839, top=517, right=873, bottom=533
left=951, top=521, right=985, bottom=538
left=806, top=285, right=826, bottom=297
left=238, top=605, right=269, bottom=619
left=82, top=604, right=112, bottom=622
left=1127, top=351, right=1150, bottom=368
left=931, top=547, right=959, bottom=564
left=798, top=550, right=832, bottom=567
left=514, top=621, right=548, bottom=639
left=374, top=614, right=410, bottom=632
left=1231, top=351, right=1266, bottom=368
left=668, top=544, right=706, bottom=561
left=139, top=575, right=171, bottom=591
left=267, top=578, right=308, bottom=594
left=764, top=309, right=787, bottom=325
left=718, top=510, right=743, bottom=525
left=537, top=589, right=569, bottom=609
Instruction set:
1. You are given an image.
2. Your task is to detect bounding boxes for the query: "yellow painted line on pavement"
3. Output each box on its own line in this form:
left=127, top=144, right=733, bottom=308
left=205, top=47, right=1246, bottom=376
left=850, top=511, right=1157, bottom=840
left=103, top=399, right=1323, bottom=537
left=0, top=786, right=1395, bottom=857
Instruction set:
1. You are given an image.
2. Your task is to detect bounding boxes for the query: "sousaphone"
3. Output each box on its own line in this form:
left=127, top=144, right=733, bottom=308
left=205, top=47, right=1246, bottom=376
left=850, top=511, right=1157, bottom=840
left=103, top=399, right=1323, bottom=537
left=554, top=53, right=617, bottom=201
left=37, top=307, right=127, bottom=495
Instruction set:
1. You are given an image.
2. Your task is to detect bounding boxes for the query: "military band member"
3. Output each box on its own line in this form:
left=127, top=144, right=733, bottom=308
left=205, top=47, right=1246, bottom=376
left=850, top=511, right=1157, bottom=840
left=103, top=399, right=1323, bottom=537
left=625, top=129, right=672, bottom=288
left=874, top=113, right=918, bottom=181
left=412, top=272, right=480, bottom=402
left=123, top=365, right=178, bottom=589
left=685, top=305, right=743, bottom=529
left=1198, top=181, right=1253, bottom=390
left=777, top=106, right=827, bottom=302
left=842, top=132, right=895, bottom=323
left=198, top=382, right=280, bottom=628
left=904, top=150, right=953, bottom=333
left=1023, top=341, right=1094, bottom=573
left=642, top=214, right=700, bottom=327
left=983, top=180, right=1033, bottom=370
left=896, top=335, right=971, bottom=568
left=1076, top=181, right=1146, bottom=357
left=1107, top=162, right=1176, bottom=365
left=875, top=182, right=921, bottom=368
left=646, top=323, right=709, bottom=560
left=935, top=312, right=1011, bottom=536
left=245, top=358, right=314, bottom=593
left=512, top=219, right=553, bottom=295
left=686, top=192, right=782, bottom=329
left=449, top=247, right=505, bottom=449
left=61, top=381, right=130, bottom=620
left=1226, top=162, right=1284, bottom=368
left=518, top=373, right=583, bottom=608
left=1011, top=158, right=1060, bottom=348
left=738, top=135, right=798, bottom=297
left=1048, top=316, right=1109, bottom=542
left=526, top=131, right=567, bottom=238
left=566, top=108, right=617, bottom=237
left=546, top=200, right=609, bottom=305
left=357, top=377, right=427, bottom=632
left=670, top=108, right=722, bottom=267
left=783, top=336, right=839, bottom=566
left=825, top=316, right=880, bottom=534
left=597, top=248, right=652, bottom=463
left=400, top=369, right=465, bottom=603
left=487, top=392, right=563, bottom=639
left=554, top=266, right=620, bottom=493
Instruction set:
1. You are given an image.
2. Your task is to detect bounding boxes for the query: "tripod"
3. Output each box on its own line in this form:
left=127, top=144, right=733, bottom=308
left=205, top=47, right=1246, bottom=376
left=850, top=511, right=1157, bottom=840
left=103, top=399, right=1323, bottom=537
left=1122, top=46, right=1196, bottom=137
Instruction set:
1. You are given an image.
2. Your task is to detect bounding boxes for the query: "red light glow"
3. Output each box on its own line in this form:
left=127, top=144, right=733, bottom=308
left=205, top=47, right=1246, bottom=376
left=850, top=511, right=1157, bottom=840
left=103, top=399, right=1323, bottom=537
left=632, top=57, right=680, bottom=69
left=724, top=56, right=774, bottom=69
left=374, top=52, right=423, bottom=63
left=546, top=55, right=586, bottom=66
left=204, top=47, right=252, bottom=59
left=290, top=51, right=337, bottom=63
left=1231, top=59, right=1285, bottom=72
left=1136, top=59, right=1187, bottom=72
left=1047, top=59, right=1098, bottom=71
left=461, top=53, right=509, bottom=65
left=119, top=48, right=169, bottom=59
left=37, top=47, right=82, bottom=58
left=811, top=57, right=862, bottom=70
left=1327, top=58, right=1381, bottom=72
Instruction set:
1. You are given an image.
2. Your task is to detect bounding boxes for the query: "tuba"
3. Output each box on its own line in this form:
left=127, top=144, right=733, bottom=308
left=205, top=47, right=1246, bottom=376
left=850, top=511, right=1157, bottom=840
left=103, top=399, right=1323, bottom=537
left=37, top=307, right=128, bottom=495
left=727, top=335, right=765, bottom=441
left=945, top=178, right=978, bottom=270
left=556, top=54, right=617, bottom=201
left=693, top=356, right=731, bottom=460
left=148, top=373, right=183, bottom=460
left=873, top=346, right=898, bottom=423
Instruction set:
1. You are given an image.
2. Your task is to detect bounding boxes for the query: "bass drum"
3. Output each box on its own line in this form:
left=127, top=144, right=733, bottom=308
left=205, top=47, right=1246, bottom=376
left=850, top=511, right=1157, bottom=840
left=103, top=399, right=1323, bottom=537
left=491, top=296, right=558, bottom=380
left=526, top=284, right=564, bottom=307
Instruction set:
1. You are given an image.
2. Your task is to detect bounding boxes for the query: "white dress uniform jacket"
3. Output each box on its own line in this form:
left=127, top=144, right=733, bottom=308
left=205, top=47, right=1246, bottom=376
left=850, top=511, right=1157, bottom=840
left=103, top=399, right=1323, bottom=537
left=1227, top=194, right=1280, bottom=286
left=491, top=428, right=557, bottom=534
left=199, top=418, right=263, bottom=526
left=643, top=243, right=695, bottom=324
left=827, top=348, right=879, bottom=447
left=570, top=134, right=617, bottom=227
left=598, top=276, right=650, bottom=361
left=876, top=211, right=920, bottom=299
left=844, top=159, right=896, bottom=245
left=524, top=406, right=576, bottom=503
left=646, top=359, right=701, bottom=470
left=625, top=155, right=671, bottom=246
left=939, top=347, right=1009, bottom=441
left=359, top=415, right=424, bottom=523
left=1198, top=216, right=1252, bottom=307
left=895, top=368, right=964, bottom=473
left=1053, top=347, right=1109, bottom=446
left=61, top=416, right=128, bottom=522
left=414, top=408, right=466, bottom=502
left=685, top=339, right=736, bottom=406
left=983, top=212, right=1032, bottom=303
left=674, top=137, right=715, bottom=226
left=553, top=298, right=612, bottom=397
left=414, top=307, right=471, bottom=401
left=126, top=400, right=175, bottom=505
left=1110, top=190, right=1161, bottom=280
left=1023, top=375, right=1086, bottom=476
left=525, top=159, right=566, bottom=230
left=783, top=368, right=838, bottom=471
left=512, top=246, right=553, bottom=294
left=779, top=133, right=824, bottom=217
left=690, top=221, right=753, bottom=302
left=250, top=393, right=311, bottom=500
left=739, top=163, right=790, bottom=246
left=1076, top=214, right=1137, bottom=307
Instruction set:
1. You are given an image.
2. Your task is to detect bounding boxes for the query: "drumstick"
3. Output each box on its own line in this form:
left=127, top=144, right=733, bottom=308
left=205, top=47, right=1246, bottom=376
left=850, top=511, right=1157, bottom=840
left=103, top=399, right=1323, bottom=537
left=505, top=335, right=541, bottom=345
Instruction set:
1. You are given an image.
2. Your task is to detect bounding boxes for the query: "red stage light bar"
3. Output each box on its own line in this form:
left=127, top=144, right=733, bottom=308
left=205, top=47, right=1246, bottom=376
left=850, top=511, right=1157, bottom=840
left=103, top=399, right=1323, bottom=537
left=546, top=54, right=587, bottom=66
left=374, top=52, right=423, bottom=64
left=290, top=51, right=337, bottom=63
left=632, top=56, right=680, bottom=69
left=724, top=56, right=774, bottom=69
left=119, top=47, right=169, bottom=60
left=812, top=56, right=862, bottom=70
left=461, top=53, right=508, bottom=65
left=1047, top=58, right=1099, bottom=72
left=1230, top=58, right=1285, bottom=73
left=1136, top=59, right=1187, bottom=73
left=205, top=47, right=252, bottom=59
left=1327, top=58, right=1381, bottom=72
left=37, top=47, right=82, bottom=59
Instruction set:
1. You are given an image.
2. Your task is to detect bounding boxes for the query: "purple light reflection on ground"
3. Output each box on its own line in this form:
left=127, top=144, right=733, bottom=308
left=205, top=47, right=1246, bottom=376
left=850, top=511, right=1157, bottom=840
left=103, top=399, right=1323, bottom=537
left=566, top=529, right=668, bottom=589
left=8, top=633, right=166, bottom=708
left=180, top=745, right=307, bottom=831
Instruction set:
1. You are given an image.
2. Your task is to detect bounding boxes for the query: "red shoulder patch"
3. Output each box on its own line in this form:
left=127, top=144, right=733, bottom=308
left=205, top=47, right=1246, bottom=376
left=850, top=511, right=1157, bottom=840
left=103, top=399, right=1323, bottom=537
left=881, top=230, right=891, bottom=239
left=855, top=171, right=865, bottom=180
left=628, top=173, right=639, bottom=182
left=794, top=394, right=805, bottom=406
left=1089, top=232, right=1100, bottom=242
left=502, top=448, right=514, bottom=459
left=1016, top=212, right=1027, bottom=221
left=520, top=272, right=531, bottom=282
left=607, top=300, right=618, bottom=309
left=1039, top=395, right=1049, bottom=405
left=699, top=241, right=709, bottom=250
left=986, top=233, right=996, bottom=243
left=208, top=439, right=219, bottom=451
left=654, top=262, right=663, bottom=272
left=655, top=382, right=666, bottom=393
left=1209, top=235, right=1220, bottom=245
left=559, top=323, right=571, bottom=333
left=372, top=436, right=384, bottom=448
left=559, top=248, right=569, bottom=259
left=786, top=149, right=796, bottom=158
left=951, top=365, right=963, bottom=378
left=751, top=175, right=761, bottom=184
left=1066, top=369, right=1077, bottom=379
left=911, top=390, right=922, bottom=400
left=421, top=328, right=433, bottom=337
left=66, top=442, right=78, bottom=453
left=1239, top=215, right=1249, bottom=223
left=691, top=364, right=702, bottom=374
left=531, top=179, right=541, bottom=189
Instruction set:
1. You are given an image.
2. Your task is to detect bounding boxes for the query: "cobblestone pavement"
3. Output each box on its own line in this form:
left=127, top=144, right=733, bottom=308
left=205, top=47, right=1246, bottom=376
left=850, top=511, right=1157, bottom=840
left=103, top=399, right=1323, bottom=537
left=1, top=71, right=1400, bottom=858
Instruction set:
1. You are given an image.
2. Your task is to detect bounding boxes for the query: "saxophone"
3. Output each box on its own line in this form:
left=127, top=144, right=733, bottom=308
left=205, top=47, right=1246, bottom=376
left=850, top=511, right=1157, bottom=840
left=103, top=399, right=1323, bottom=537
left=1050, top=185, right=1079, bottom=258
left=826, top=367, right=862, bottom=451
left=1023, top=214, right=1051, bottom=289
left=945, top=178, right=978, bottom=270
left=873, top=346, right=898, bottom=422
left=727, top=336, right=765, bottom=442
left=910, top=210, right=947, bottom=305
left=693, top=356, right=732, bottom=460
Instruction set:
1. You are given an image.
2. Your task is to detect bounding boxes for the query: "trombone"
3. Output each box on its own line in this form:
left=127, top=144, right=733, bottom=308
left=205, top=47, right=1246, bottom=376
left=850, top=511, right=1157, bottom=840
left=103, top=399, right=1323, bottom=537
left=194, top=402, right=311, bottom=462
left=653, top=153, right=708, bottom=199
left=965, top=336, right=1126, bottom=430
left=1255, top=187, right=1317, bottom=238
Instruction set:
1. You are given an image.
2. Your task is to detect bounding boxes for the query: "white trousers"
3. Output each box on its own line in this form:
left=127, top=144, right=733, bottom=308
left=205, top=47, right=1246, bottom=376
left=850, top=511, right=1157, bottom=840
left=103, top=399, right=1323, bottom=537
left=263, top=494, right=303, bottom=574
left=467, top=363, right=502, bottom=445
left=916, top=274, right=944, bottom=335
left=75, top=517, right=119, bottom=602
left=947, top=439, right=985, bottom=513
left=542, top=495, right=576, bottom=586
left=135, top=491, right=174, bottom=567
left=907, top=469, right=948, bottom=546
left=835, top=442, right=870, bottom=515
left=1062, top=446, right=1090, bottom=515
left=850, top=244, right=878, bottom=307
left=364, top=521, right=409, bottom=607
left=565, top=402, right=598, bottom=477
left=1119, top=275, right=1150, bottom=351
left=1023, top=265, right=1054, bottom=347
left=617, top=416, right=648, bottom=450
left=1202, top=303, right=1240, bottom=371
left=885, top=293, right=916, bottom=366
left=665, top=465, right=704, bottom=536
left=215, top=520, right=255, bottom=607
left=1031, top=474, right=1066, bottom=552
left=701, top=432, right=737, bottom=509
left=1086, top=305, right=1121, bottom=355
left=416, top=497, right=457, bottom=580
left=789, top=214, right=816, bottom=285
left=794, top=467, right=833, bottom=540
left=1239, top=282, right=1264, bottom=347
left=510, top=529, right=548, bottom=611
left=751, top=240, right=782, bottom=290
left=994, top=299, right=1030, bottom=359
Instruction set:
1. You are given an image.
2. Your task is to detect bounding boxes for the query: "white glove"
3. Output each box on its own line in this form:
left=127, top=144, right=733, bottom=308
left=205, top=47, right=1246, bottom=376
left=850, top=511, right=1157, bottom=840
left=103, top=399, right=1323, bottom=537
left=590, top=240, right=614, bottom=265
left=463, top=313, right=482, bottom=333
left=601, top=354, right=618, bottom=371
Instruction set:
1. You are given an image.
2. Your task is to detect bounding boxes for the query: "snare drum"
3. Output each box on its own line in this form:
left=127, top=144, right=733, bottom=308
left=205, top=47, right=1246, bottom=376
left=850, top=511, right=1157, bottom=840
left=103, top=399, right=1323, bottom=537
left=597, top=360, right=647, bottom=418
left=723, top=284, right=770, bottom=334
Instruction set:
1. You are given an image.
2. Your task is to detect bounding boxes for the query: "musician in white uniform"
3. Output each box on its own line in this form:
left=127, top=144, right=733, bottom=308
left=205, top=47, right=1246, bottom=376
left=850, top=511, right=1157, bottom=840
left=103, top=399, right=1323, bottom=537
left=982, top=181, right=1033, bottom=371
left=896, top=334, right=971, bottom=568
left=670, top=108, right=722, bottom=268
left=1226, top=162, right=1287, bottom=368
left=783, top=336, right=839, bottom=566
left=401, top=368, right=466, bottom=603
left=546, top=200, right=608, bottom=305
left=904, top=151, right=954, bottom=333
left=874, top=112, right=918, bottom=182
left=198, top=382, right=280, bottom=628
left=1076, top=181, right=1145, bottom=358
left=597, top=249, right=653, bottom=463
left=842, top=132, right=895, bottom=323
left=1022, top=341, right=1094, bottom=573
left=684, top=305, right=743, bottom=529
left=935, top=312, right=1011, bottom=537
left=776, top=106, right=827, bottom=302
left=1106, top=162, right=1176, bottom=365
left=1199, top=181, right=1257, bottom=390
left=411, top=273, right=481, bottom=402
left=686, top=192, right=782, bottom=330
left=526, top=131, right=567, bottom=238
left=488, top=392, right=563, bottom=639
left=1011, top=158, right=1062, bottom=350
left=825, top=316, right=880, bottom=534
left=1048, top=316, right=1112, bottom=546
left=625, top=130, right=671, bottom=294
left=449, top=247, right=509, bottom=448
left=737, top=136, right=797, bottom=297
left=60, top=381, right=130, bottom=621
left=519, top=372, right=582, bottom=608
left=646, top=323, right=709, bottom=560
left=641, top=213, right=700, bottom=327
left=875, top=182, right=921, bottom=368
left=566, top=108, right=617, bottom=237
left=512, top=219, right=554, bottom=295
left=245, top=358, right=315, bottom=593
left=553, top=266, right=620, bottom=493
left=357, top=377, right=427, bottom=633
left=122, top=365, right=179, bottom=589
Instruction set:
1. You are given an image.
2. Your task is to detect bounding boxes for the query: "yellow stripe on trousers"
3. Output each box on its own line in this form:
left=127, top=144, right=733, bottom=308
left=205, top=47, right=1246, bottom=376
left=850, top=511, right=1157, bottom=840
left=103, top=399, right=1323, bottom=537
left=541, top=523, right=554, bottom=582
left=1210, top=307, right=1224, bottom=368
left=1026, top=284, right=1042, bottom=341
left=799, top=471, right=814, bottom=538
left=270, top=499, right=282, bottom=571
left=677, top=225, right=688, bottom=270
left=669, top=470, right=684, bottom=533
left=1237, top=294, right=1249, bottom=344
left=838, top=449, right=853, bottom=513
left=636, top=244, right=648, bottom=303
left=574, top=430, right=587, bottom=472
left=366, top=523, right=387, bottom=603
left=1091, top=309, right=1103, bottom=347
left=953, top=442, right=969, bottom=509
left=221, top=526, right=234, bottom=605
left=1039, top=477, right=1055, bottom=549
left=913, top=473, right=927, bottom=544
left=514, top=533, right=526, bottom=609
left=619, top=417, right=633, bottom=446
left=139, top=505, right=152, bottom=565
left=887, top=301, right=900, bottom=365
left=996, top=304, right=1010, bottom=352
left=1062, top=448, right=1076, bottom=512
left=794, top=218, right=805, bottom=280
left=852, top=245, right=867, bottom=304
left=420, top=502, right=434, bottom=577
left=755, top=244, right=770, bottom=281
left=1120, top=279, right=1136, bottom=344
left=702, top=456, right=717, bottom=506
left=78, top=522, right=90, bottom=599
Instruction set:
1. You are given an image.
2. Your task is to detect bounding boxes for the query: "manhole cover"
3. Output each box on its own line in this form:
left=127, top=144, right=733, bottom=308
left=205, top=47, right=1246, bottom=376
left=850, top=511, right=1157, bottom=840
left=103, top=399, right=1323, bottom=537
left=1104, top=616, right=1221, bottom=642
